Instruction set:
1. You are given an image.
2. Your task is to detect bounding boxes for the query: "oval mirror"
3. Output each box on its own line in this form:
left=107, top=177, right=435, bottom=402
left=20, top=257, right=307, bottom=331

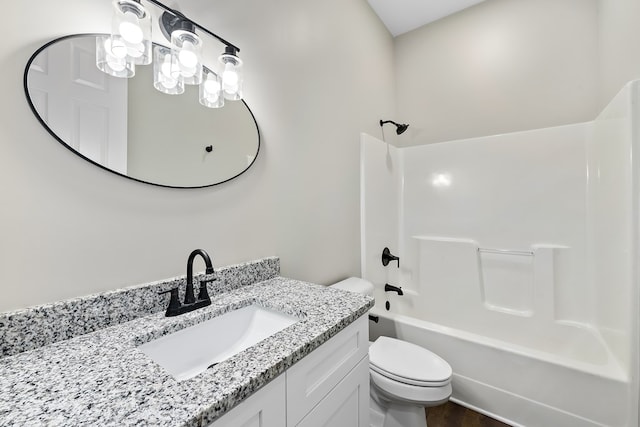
left=24, top=34, right=260, bottom=188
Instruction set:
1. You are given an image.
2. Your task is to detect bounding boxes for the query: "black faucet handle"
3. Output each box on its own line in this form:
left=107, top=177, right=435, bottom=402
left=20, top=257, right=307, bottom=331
left=197, top=278, right=213, bottom=302
left=159, top=287, right=182, bottom=317
left=198, top=272, right=217, bottom=300
left=382, top=247, right=400, bottom=268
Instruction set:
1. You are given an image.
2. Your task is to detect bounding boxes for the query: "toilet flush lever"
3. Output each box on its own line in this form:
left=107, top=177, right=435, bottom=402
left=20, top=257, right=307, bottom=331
left=382, top=247, right=400, bottom=268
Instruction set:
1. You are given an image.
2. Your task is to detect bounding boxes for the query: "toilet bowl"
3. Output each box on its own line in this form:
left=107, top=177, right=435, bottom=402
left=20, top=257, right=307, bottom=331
left=331, top=277, right=452, bottom=427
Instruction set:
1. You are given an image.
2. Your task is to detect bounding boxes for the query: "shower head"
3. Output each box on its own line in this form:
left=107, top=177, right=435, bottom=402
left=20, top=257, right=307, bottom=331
left=395, top=123, right=409, bottom=135
left=380, top=120, right=409, bottom=135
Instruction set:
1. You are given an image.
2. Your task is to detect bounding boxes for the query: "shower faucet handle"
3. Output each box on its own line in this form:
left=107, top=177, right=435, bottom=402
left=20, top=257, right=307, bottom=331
left=382, top=247, right=400, bottom=268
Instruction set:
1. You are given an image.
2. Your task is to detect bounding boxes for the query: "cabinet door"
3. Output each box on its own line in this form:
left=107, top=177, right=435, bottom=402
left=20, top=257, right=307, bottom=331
left=287, top=315, right=368, bottom=425
left=296, top=356, right=370, bottom=427
left=206, top=374, right=286, bottom=427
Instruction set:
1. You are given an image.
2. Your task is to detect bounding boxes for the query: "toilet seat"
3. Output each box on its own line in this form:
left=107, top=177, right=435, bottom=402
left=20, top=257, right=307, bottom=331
left=369, top=337, right=452, bottom=387
left=370, top=365, right=451, bottom=387
left=371, top=369, right=452, bottom=405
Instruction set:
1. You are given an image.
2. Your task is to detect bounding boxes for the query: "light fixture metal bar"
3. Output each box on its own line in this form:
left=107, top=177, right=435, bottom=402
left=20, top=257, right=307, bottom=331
left=144, top=0, right=241, bottom=53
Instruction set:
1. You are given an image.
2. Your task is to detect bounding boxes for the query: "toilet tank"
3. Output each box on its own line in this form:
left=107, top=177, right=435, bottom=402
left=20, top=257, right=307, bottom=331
left=331, top=277, right=375, bottom=297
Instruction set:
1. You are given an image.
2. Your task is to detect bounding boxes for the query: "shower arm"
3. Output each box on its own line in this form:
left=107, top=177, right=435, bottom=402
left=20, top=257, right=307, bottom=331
left=379, top=119, right=409, bottom=135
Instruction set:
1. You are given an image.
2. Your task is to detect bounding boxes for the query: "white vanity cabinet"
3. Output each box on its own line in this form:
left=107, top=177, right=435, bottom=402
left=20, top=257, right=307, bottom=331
left=293, top=357, right=369, bottom=427
left=208, top=315, right=369, bottom=427
left=208, top=374, right=286, bottom=427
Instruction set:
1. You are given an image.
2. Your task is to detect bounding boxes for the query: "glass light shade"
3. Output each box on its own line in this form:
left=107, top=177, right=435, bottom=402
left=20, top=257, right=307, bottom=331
left=199, top=69, right=224, bottom=108
left=153, top=45, right=184, bottom=95
left=112, top=0, right=152, bottom=65
left=219, top=52, right=243, bottom=101
left=96, top=35, right=135, bottom=78
left=170, top=30, right=203, bottom=85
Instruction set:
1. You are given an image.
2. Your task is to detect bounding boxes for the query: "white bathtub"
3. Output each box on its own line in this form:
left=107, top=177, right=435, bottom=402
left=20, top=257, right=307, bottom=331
left=368, top=305, right=630, bottom=427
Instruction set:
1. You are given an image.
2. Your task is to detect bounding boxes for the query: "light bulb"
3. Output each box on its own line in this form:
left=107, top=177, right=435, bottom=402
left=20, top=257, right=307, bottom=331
left=119, top=11, right=143, bottom=44
left=219, top=51, right=243, bottom=100
left=203, top=77, right=221, bottom=94
left=205, top=91, right=220, bottom=103
left=96, top=35, right=134, bottom=78
left=161, top=76, right=178, bottom=90
left=223, top=62, right=239, bottom=86
left=153, top=45, right=184, bottom=94
left=111, top=1, right=151, bottom=65
left=181, top=66, right=196, bottom=78
left=159, top=56, right=177, bottom=89
left=107, top=57, right=126, bottom=72
left=106, top=37, right=127, bottom=59
left=178, top=41, right=198, bottom=68
left=127, top=42, right=144, bottom=58
left=160, top=56, right=172, bottom=77
left=199, top=69, right=224, bottom=108
left=170, top=30, right=202, bottom=85
left=158, top=70, right=178, bottom=89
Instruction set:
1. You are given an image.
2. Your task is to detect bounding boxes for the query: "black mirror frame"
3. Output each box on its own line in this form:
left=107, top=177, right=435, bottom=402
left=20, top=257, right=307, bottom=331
left=23, top=33, right=260, bottom=189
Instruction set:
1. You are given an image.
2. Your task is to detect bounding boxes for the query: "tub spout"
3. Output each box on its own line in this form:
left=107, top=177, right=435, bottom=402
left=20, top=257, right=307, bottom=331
left=384, top=283, right=403, bottom=296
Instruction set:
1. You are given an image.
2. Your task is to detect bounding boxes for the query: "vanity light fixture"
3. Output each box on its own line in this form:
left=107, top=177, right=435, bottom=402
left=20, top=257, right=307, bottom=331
left=153, top=45, right=184, bottom=95
left=111, top=0, right=152, bottom=65
left=200, top=68, right=224, bottom=108
left=96, top=35, right=136, bottom=77
left=96, top=0, right=243, bottom=109
left=159, top=9, right=203, bottom=86
left=219, top=46, right=243, bottom=101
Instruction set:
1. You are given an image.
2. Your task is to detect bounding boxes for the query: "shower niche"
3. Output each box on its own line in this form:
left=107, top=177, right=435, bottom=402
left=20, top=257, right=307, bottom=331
left=414, top=236, right=569, bottom=320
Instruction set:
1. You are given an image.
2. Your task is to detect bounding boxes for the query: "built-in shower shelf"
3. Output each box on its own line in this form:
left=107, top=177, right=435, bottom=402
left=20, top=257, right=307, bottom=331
left=477, top=247, right=534, bottom=256
left=413, top=236, right=568, bottom=320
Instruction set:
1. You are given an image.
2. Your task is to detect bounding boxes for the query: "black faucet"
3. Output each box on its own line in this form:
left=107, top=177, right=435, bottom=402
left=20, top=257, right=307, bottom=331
left=384, top=283, right=403, bottom=296
left=159, top=249, right=216, bottom=317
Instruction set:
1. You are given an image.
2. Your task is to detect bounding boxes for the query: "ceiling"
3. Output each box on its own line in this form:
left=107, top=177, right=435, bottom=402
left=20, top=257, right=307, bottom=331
left=367, top=0, right=486, bottom=37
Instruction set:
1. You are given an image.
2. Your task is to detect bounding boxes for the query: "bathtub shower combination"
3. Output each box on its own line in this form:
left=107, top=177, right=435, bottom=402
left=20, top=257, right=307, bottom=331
left=361, top=81, right=640, bottom=427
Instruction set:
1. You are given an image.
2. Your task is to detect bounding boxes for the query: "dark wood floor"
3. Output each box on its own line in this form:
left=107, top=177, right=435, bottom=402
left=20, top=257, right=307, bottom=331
left=426, top=402, right=511, bottom=427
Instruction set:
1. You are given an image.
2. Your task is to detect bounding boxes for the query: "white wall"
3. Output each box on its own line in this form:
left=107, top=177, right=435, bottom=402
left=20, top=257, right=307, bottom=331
left=0, top=0, right=395, bottom=312
left=394, top=0, right=599, bottom=146
left=597, top=0, right=640, bottom=108
left=359, top=133, right=401, bottom=294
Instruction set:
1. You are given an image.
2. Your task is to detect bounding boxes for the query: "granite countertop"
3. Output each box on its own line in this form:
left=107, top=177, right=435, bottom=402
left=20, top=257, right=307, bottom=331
left=0, top=277, right=373, bottom=427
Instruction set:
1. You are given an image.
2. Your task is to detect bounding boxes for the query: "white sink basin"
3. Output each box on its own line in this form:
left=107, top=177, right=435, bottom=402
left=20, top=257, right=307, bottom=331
left=139, top=305, right=300, bottom=381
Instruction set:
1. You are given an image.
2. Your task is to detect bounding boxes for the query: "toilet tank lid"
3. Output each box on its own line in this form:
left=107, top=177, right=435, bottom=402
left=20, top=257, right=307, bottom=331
left=331, top=277, right=375, bottom=296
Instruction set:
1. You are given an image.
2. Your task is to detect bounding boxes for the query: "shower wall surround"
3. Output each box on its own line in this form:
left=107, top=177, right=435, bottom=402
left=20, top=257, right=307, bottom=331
left=361, top=80, right=640, bottom=427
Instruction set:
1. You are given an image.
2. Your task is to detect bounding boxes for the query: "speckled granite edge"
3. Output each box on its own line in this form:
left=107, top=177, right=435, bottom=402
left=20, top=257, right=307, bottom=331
left=0, top=257, right=279, bottom=357
left=0, top=277, right=374, bottom=427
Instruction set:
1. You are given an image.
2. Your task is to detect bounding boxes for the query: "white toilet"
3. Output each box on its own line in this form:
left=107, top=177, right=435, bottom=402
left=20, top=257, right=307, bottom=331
left=331, top=277, right=452, bottom=427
